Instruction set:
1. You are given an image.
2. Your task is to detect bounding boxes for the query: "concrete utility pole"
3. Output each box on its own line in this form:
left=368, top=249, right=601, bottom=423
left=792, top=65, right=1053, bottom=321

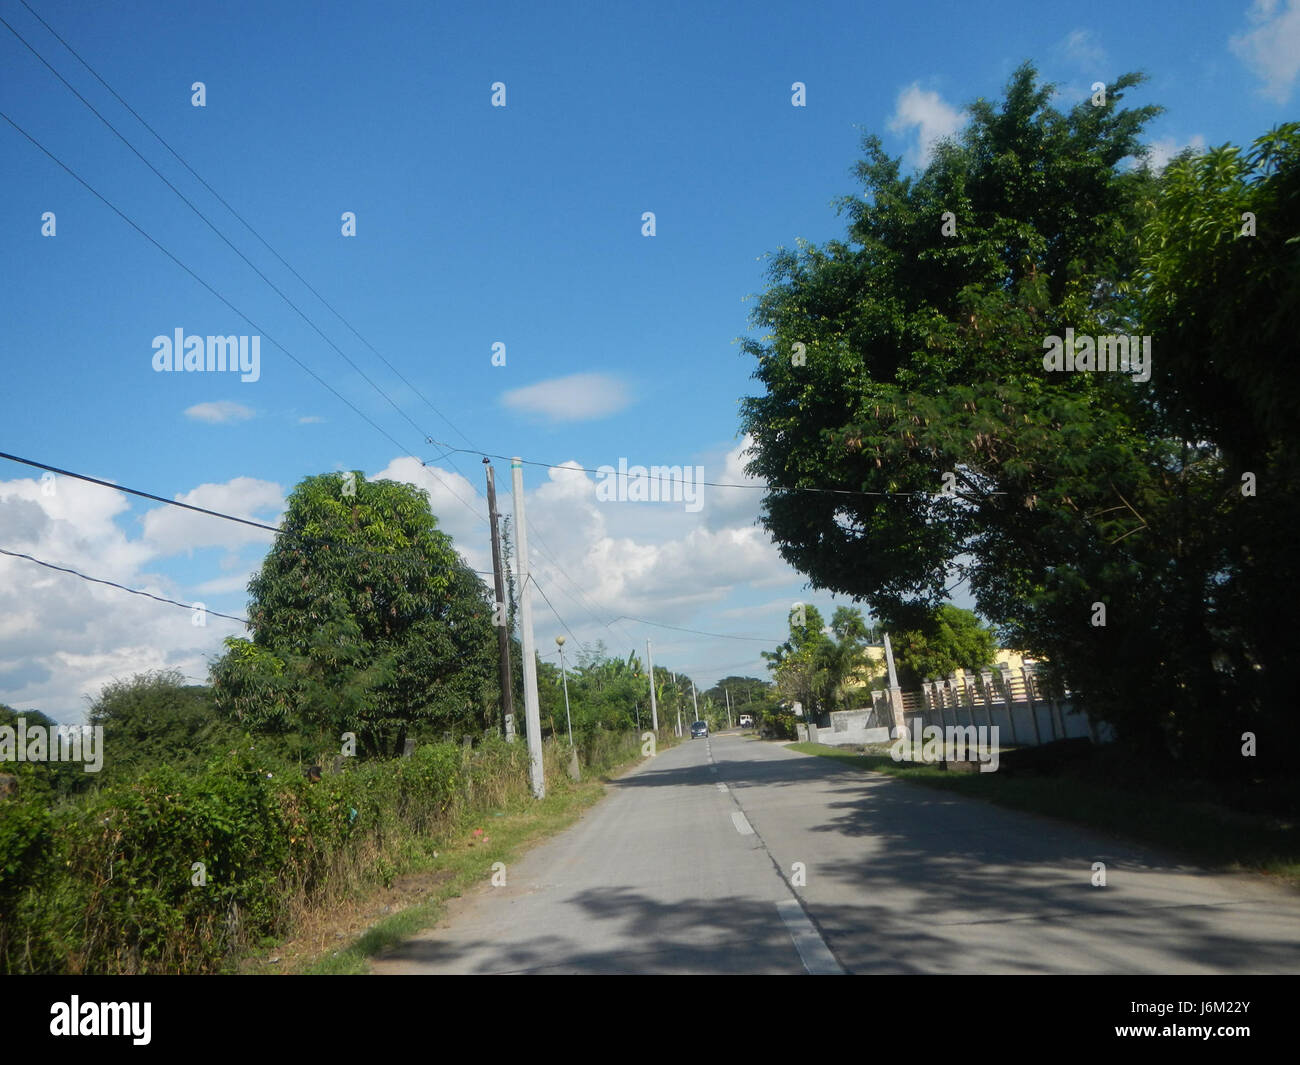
left=483, top=459, right=516, bottom=742
left=725, top=687, right=732, bottom=729
left=556, top=636, right=573, bottom=746
left=691, top=680, right=699, bottom=721
left=883, top=631, right=906, bottom=737
left=511, top=458, right=544, bottom=798
left=646, top=640, right=659, bottom=732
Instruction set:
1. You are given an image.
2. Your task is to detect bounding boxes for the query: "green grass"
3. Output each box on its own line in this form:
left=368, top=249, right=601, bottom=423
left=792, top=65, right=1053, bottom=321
left=787, top=742, right=1300, bottom=886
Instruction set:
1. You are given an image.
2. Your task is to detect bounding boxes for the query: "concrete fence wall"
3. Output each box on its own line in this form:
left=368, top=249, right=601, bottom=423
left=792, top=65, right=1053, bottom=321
left=813, top=665, right=1114, bottom=748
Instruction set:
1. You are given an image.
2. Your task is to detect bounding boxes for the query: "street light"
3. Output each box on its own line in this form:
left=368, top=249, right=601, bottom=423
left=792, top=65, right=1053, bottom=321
left=556, top=636, right=573, bottom=746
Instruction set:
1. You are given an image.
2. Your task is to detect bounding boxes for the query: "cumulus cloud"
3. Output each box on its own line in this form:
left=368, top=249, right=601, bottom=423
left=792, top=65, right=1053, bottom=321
left=0, top=446, right=813, bottom=722
left=505, top=451, right=795, bottom=647
left=1145, top=133, right=1208, bottom=171
left=0, top=472, right=244, bottom=723
left=698, top=436, right=765, bottom=531
left=139, top=477, right=282, bottom=557
left=501, top=373, right=631, bottom=422
left=1231, top=0, right=1300, bottom=102
left=888, top=84, right=965, bottom=168
left=184, top=401, right=254, bottom=424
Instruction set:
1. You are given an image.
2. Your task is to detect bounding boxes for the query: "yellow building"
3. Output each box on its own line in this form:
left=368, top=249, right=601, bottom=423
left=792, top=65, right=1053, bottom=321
left=849, top=646, right=1038, bottom=688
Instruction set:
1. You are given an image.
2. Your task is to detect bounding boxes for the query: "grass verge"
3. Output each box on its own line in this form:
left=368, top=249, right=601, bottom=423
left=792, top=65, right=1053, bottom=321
left=786, top=741, right=1300, bottom=887
left=269, top=738, right=671, bottom=974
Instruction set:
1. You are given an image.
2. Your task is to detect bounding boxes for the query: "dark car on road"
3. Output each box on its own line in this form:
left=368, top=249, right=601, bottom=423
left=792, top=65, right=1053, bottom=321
left=690, top=720, right=709, bottom=738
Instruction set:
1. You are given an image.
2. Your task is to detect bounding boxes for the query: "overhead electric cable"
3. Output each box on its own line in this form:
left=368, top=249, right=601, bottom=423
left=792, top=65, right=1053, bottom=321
left=426, top=441, right=1007, bottom=499
left=0, top=450, right=493, bottom=575
left=0, top=546, right=250, bottom=624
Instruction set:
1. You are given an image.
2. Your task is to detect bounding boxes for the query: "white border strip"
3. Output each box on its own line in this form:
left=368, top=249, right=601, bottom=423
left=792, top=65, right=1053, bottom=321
left=776, top=898, right=845, bottom=975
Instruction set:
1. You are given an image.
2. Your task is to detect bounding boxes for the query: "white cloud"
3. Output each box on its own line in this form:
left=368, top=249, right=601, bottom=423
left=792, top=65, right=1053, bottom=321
left=887, top=84, right=965, bottom=168
left=701, top=436, right=765, bottom=531
left=498, top=453, right=799, bottom=657
left=1145, top=133, right=1208, bottom=171
left=298, top=415, right=325, bottom=424
left=501, top=373, right=631, bottom=422
left=1061, top=28, right=1106, bottom=68
left=0, top=446, right=813, bottom=722
left=0, top=472, right=240, bottom=723
left=191, top=571, right=257, bottom=596
left=139, top=477, right=282, bottom=557
left=184, top=401, right=255, bottom=424
left=1231, top=0, right=1300, bottom=102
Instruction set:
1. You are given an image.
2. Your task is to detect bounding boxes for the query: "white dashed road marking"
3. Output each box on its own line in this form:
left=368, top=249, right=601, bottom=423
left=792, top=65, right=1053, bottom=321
left=731, top=811, right=754, bottom=836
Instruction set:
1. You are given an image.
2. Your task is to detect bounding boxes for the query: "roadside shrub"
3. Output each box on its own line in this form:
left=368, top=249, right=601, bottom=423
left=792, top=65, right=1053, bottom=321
left=0, top=736, right=553, bottom=974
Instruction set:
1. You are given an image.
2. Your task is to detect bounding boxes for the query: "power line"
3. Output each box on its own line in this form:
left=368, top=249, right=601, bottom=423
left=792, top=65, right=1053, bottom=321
left=0, top=12, right=439, bottom=451
left=491, top=488, right=640, bottom=649
left=14, top=0, right=476, bottom=454
left=0, top=449, right=278, bottom=533
left=0, top=106, right=488, bottom=537
left=526, top=573, right=585, bottom=651
left=0, top=450, right=494, bottom=576
left=697, top=657, right=777, bottom=677
left=518, top=521, right=638, bottom=646
left=0, top=91, right=489, bottom=537
left=427, top=441, right=1007, bottom=499
left=610, top=615, right=786, bottom=643
left=0, top=109, right=421, bottom=459
left=8, top=0, right=493, bottom=533
left=2, top=19, right=778, bottom=671
left=0, top=41, right=600, bottom=634
left=0, top=546, right=250, bottom=625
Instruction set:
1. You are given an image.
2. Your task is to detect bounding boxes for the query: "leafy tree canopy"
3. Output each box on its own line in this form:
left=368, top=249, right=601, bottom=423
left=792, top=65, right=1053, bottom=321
left=211, top=472, right=496, bottom=758
left=891, top=605, right=999, bottom=687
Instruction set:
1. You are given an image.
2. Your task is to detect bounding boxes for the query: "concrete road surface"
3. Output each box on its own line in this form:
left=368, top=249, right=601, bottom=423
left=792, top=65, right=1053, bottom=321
left=370, top=732, right=1300, bottom=974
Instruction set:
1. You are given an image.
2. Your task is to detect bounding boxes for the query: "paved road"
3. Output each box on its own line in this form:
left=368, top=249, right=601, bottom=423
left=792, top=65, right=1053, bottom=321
left=371, top=732, right=1300, bottom=974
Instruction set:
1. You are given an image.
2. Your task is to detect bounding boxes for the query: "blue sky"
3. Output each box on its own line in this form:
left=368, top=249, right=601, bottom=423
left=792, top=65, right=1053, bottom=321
left=2, top=0, right=1296, bottom=722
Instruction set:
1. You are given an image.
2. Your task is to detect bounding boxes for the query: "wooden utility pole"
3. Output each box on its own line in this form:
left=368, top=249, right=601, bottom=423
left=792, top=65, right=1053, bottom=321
left=483, top=459, right=516, bottom=742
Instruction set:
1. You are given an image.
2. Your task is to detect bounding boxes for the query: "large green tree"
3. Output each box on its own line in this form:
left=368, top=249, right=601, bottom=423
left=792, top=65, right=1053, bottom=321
left=0, top=704, right=85, bottom=799
left=740, top=62, right=1300, bottom=775
left=211, top=471, right=497, bottom=758
left=741, top=63, right=1160, bottom=619
left=1136, top=124, right=1300, bottom=770
left=762, top=604, right=830, bottom=715
left=737, top=62, right=1215, bottom=760
left=87, top=670, right=237, bottom=782
left=891, top=605, right=998, bottom=689
left=761, top=605, right=881, bottom=716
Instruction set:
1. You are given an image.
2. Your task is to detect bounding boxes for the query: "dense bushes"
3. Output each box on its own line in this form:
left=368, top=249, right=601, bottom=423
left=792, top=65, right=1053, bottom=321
left=0, top=734, right=581, bottom=974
